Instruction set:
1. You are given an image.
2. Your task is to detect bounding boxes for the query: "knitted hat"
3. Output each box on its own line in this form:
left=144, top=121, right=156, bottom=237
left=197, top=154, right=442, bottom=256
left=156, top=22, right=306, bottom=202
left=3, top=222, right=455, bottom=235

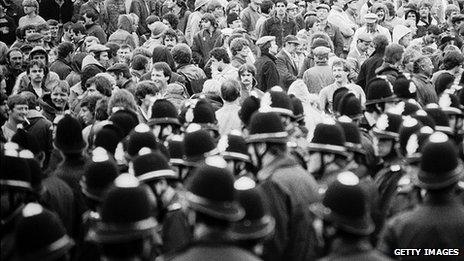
left=125, top=124, right=159, bottom=158
left=132, top=150, right=177, bottom=182
left=309, top=118, right=348, bottom=156
left=149, top=99, right=180, bottom=126
left=217, top=130, right=251, bottom=162
left=371, top=112, right=403, bottom=139
left=92, top=174, right=157, bottom=243
left=417, top=132, right=463, bottom=189
left=230, top=177, right=275, bottom=240
left=54, top=114, right=87, bottom=153
left=186, top=156, right=244, bottom=221
left=15, top=203, right=74, bottom=261
left=81, top=147, right=119, bottom=202
left=310, top=171, right=374, bottom=235
left=246, top=112, right=288, bottom=144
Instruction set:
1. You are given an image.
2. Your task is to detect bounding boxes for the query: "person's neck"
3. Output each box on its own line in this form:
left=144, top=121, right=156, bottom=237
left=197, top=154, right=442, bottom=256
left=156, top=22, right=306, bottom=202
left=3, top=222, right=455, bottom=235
left=277, top=12, right=286, bottom=20
left=335, top=80, right=347, bottom=87
left=31, top=80, right=42, bottom=89
left=27, top=12, right=36, bottom=18
left=6, top=118, right=21, bottom=130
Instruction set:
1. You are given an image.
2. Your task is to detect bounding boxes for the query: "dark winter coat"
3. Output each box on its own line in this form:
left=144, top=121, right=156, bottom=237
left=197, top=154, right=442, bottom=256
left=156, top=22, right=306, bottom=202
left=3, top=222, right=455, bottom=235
left=130, top=0, right=150, bottom=36
left=39, top=0, right=74, bottom=23
left=411, top=73, right=438, bottom=106
left=276, top=49, right=298, bottom=90
left=191, top=29, right=222, bottom=68
left=356, top=52, right=385, bottom=91
left=257, top=154, right=320, bottom=261
left=50, top=58, right=73, bottom=80
left=85, top=23, right=108, bottom=44
left=261, top=14, right=297, bottom=48
left=377, top=195, right=464, bottom=260
left=318, top=238, right=393, bottom=261
left=254, top=52, right=280, bottom=92
left=25, top=110, right=53, bottom=161
left=374, top=62, right=401, bottom=86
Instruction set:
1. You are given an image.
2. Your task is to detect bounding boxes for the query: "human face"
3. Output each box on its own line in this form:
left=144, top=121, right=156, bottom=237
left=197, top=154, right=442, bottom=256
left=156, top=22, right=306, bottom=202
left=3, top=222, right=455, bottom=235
left=287, top=6, right=298, bottom=18
left=237, top=46, right=249, bottom=59
left=10, top=104, right=28, bottom=123
left=41, top=29, right=52, bottom=42
left=165, top=0, right=175, bottom=8
left=297, top=1, right=306, bottom=13
left=357, top=39, right=371, bottom=52
left=86, top=83, right=99, bottom=95
left=213, top=7, right=224, bottom=18
left=201, top=19, right=212, bottom=30
left=372, top=136, right=393, bottom=157
left=407, top=12, right=416, bottom=22
left=210, top=56, right=224, bottom=71
left=332, top=65, right=348, bottom=84
left=50, top=25, right=59, bottom=37
left=151, top=69, right=169, bottom=89
left=79, top=106, right=93, bottom=125
left=229, top=5, right=240, bottom=15
left=229, top=19, right=243, bottom=29
left=419, top=6, right=429, bottom=19
left=316, top=8, right=329, bottom=21
left=97, top=52, right=110, bottom=68
left=420, top=57, right=433, bottom=76
left=376, top=9, right=385, bottom=20
left=275, top=2, right=286, bottom=16
left=23, top=5, right=36, bottom=14
left=25, top=28, right=36, bottom=38
left=31, top=53, right=47, bottom=65
left=51, top=88, right=68, bottom=108
left=48, top=49, right=58, bottom=64
left=9, top=51, right=23, bottom=70
left=28, top=64, right=44, bottom=83
left=285, top=42, right=298, bottom=53
left=240, top=70, right=253, bottom=86
left=117, top=48, right=131, bottom=63
left=314, top=53, right=328, bottom=65
left=269, top=40, right=278, bottom=55
left=164, top=36, right=177, bottom=51
left=83, top=14, right=93, bottom=25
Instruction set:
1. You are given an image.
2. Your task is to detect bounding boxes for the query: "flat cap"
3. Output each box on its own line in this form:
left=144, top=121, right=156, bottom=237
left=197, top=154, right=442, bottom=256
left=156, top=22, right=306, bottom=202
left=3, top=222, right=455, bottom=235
left=256, top=36, right=276, bottom=46
left=106, top=63, right=130, bottom=74
left=364, top=13, right=379, bottom=23
left=316, top=3, right=330, bottom=10
left=284, top=35, right=300, bottom=45
left=26, top=33, right=43, bottom=42
left=88, top=44, right=110, bottom=52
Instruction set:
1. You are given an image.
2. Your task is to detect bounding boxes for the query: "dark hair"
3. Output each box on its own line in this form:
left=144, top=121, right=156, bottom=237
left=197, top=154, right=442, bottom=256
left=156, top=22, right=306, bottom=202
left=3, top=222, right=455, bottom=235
left=26, top=60, right=46, bottom=74
left=47, top=19, right=59, bottom=26
left=105, top=42, right=120, bottom=59
left=84, top=10, right=99, bottom=22
left=230, top=37, right=249, bottom=56
left=210, top=47, right=230, bottom=63
left=220, top=79, right=240, bottom=102
left=131, top=54, right=149, bottom=70
left=372, top=34, right=389, bottom=55
left=260, top=0, right=274, bottom=14
left=171, top=44, right=192, bottom=64
left=63, top=22, right=73, bottom=30
left=36, top=23, right=50, bottom=32
left=152, top=62, right=172, bottom=79
left=175, top=0, right=188, bottom=17
left=201, top=13, right=218, bottom=28
left=275, top=0, right=287, bottom=6
left=412, top=55, right=430, bottom=74
left=427, top=24, right=441, bottom=35
left=384, top=43, right=404, bottom=64
left=238, top=63, right=256, bottom=77
left=19, top=91, right=38, bottom=109
left=152, top=45, right=176, bottom=70
left=332, top=59, right=350, bottom=72
left=71, top=22, right=86, bottom=35
left=86, top=75, right=113, bottom=97
left=81, top=94, right=102, bottom=113
left=163, top=28, right=179, bottom=42
left=7, top=94, right=28, bottom=110
left=134, top=81, right=159, bottom=104
left=57, top=42, right=75, bottom=59
left=163, top=13, right=179, bottom=30
left=95, top=97, right=109, bottom=121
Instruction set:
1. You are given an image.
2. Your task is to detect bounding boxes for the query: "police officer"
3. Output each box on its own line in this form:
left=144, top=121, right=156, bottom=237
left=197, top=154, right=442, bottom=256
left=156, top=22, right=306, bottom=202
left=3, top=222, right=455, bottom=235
left=167, top=156, right=261, bottom=261
left=246, top=111, right=320, bottom=261
left=378, top=132, right=464, bottom=259
left=310, top=171, right=392, bottom=261
left=149, top=99, right=181, bottom=143
left=131, top=148, right=191, bottom=254
left=217, top=130, right=254, bottom=179
left=90, top=174, right=160, bottom=260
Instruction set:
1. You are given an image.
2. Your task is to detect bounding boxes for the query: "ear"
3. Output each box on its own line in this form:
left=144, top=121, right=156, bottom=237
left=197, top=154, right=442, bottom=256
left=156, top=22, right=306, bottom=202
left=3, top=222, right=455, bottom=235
left=36, top=151, right=46, bottom=167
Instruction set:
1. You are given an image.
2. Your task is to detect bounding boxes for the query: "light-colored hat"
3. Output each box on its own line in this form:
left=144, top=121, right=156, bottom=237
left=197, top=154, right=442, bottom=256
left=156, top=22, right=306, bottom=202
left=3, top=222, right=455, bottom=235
left=256, top=36, right=276, bottom=46
left=150, top=21, right=167, bottom=38
left=364, top=13, right=379, bottom=23
left=195, top=0, right=209, bottom=10
left=392, top=24, right=412, bottom=44
left=88, top=44, right=110, bottom=53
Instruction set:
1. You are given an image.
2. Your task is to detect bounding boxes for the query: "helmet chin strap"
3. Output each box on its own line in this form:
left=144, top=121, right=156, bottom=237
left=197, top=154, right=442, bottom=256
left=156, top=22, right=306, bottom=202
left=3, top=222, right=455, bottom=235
left=252, top=143, right=269, bottom=178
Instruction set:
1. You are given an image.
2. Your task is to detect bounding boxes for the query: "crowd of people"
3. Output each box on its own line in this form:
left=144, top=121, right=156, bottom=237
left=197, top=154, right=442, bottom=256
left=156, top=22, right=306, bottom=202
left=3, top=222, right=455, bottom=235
left=1, top=0, right=464, bottom=259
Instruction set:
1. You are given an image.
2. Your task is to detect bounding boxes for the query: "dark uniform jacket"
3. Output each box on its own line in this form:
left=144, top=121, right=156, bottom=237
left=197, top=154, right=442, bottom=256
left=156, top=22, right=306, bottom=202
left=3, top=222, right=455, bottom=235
left=374, top=62, right=401, bottom=86
left=378, top=195, right=464, bottom=261
left=191, top=29, right=222, bottom=69
left=276, top=49, right=298, bottom=91
left=318, top=238, right=393, bottom=261
left=39, top=0, right=73, bottom=23
left=254, top=52, right=280, bottom=92
left=356, top=51, right=385, bottom=91
left=257, top=154, right=320, bottom=261
left=161, top=194, right=192, bottom=254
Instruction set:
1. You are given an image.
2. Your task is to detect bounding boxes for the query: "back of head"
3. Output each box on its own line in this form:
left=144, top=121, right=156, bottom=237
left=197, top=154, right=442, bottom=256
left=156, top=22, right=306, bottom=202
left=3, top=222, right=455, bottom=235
left=221, top=79, right=241, bottom=102
left=384, top=43, right=404, bottom=64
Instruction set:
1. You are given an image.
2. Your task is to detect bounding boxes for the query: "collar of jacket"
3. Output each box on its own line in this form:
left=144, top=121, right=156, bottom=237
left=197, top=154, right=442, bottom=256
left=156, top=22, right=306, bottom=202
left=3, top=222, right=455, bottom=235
left=257, top=154, right=299, bottom=181
left=272, top=13, right=290, bottom=23
left=413, top=73, right=431, bottom=83
left=27, top=109, right=45, bottom=119
left=262, top=52, right=277, bottom=62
